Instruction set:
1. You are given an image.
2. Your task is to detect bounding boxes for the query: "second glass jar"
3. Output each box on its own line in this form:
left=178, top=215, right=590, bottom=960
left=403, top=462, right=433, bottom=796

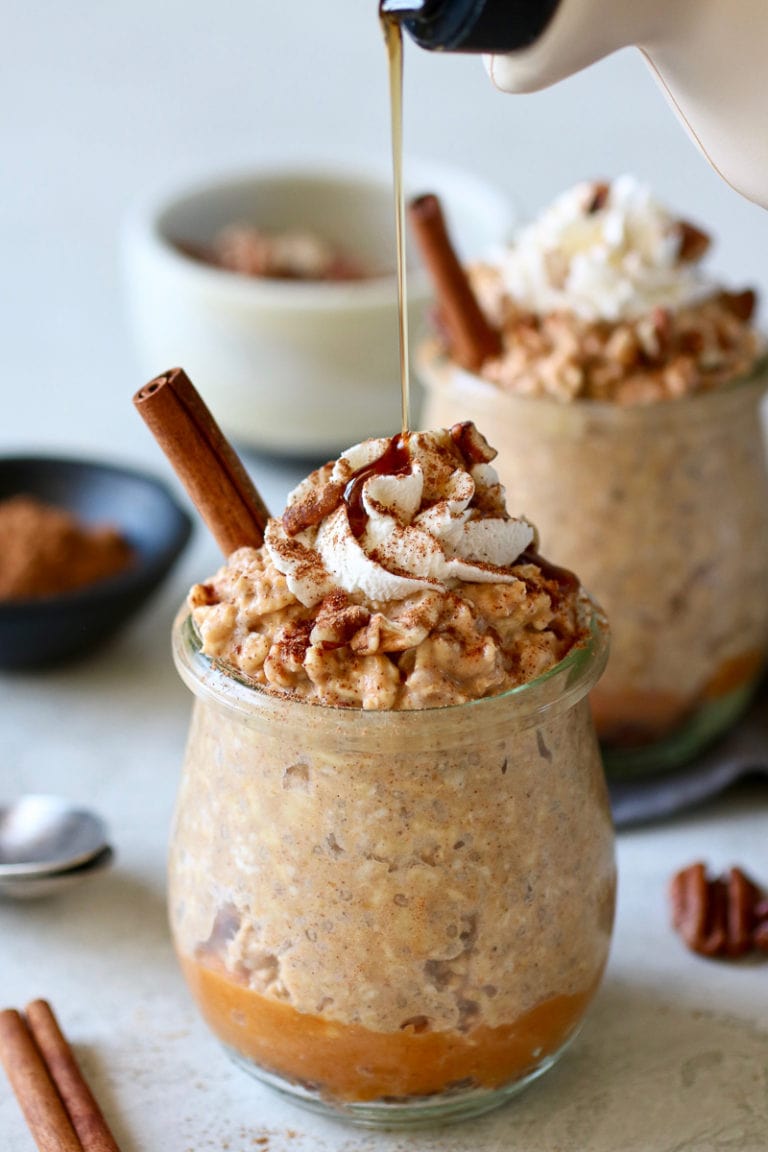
left=421, top=347, right=768, bottom=775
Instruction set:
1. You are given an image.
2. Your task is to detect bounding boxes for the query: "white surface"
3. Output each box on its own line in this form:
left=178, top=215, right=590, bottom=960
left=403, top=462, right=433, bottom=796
left=2, top=2, right=768, bottom=1148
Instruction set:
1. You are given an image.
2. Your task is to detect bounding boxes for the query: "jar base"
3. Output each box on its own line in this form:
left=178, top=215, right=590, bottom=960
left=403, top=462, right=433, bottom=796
left=223, top=1028, right=581, bottom=1130
left=602, top=680, right=757, bottom=779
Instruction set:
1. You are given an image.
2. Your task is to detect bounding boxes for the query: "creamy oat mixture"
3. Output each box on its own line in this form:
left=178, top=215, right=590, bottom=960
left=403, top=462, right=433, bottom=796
left=189, top=423, right=589, bottom=710
left=466, top=176, right=762, bottom=404
left=170, top=686, right=614, bottom=1039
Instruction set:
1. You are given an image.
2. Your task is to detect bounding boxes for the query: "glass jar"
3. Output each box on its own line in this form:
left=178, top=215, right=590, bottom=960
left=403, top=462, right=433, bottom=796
left=169, top=605, right=614, bottom=1128
left=420, top=345, right=768, bottom=777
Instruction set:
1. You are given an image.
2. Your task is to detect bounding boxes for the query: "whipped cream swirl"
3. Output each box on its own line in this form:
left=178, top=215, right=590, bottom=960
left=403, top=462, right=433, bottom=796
left=265, top=426, right=535, bottom=606
left=498, top=175, right=711, bottom=322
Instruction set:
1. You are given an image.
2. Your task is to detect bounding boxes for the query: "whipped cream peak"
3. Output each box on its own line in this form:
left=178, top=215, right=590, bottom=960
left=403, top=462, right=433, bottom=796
left=265, top=425, right=536, bottom=607
left=497, top=175, right=713, bottom=323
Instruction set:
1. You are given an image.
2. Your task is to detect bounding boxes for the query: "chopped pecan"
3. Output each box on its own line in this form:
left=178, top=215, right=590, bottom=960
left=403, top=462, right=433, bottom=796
left=282, top=481, right=343, bottom=537
left=585, top=181, right=610, bottom=215
left=718, top=288, right=757, bottom=322
left=450, top=421, right=497, bottom=466
left=676, top=220, right=711, bottom=263
left=670, top=862, right=768, bottom=959
left=188, top=581, right=219, bottom=608
left=637, top=307, right=671, bottom=362
left=310, top=591, right=371, bottom=650
left=273, top=619, right=312, bottom=670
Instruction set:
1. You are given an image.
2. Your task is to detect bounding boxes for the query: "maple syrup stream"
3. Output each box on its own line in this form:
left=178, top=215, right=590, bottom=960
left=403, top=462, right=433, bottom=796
left=338, top=12, right=414, bottom=541
left=381, top=9, right=411, bottom=437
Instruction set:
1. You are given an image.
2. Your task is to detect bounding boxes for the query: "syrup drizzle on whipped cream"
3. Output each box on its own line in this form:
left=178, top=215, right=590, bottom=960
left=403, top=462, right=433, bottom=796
left=266, top=424, right=535, bottom=607
left=344, top=433, right=411, bottom=538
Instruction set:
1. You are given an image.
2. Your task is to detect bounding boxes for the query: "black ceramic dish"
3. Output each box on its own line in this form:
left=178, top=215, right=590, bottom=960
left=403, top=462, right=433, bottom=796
left=0, top=456, right=193, bottom=670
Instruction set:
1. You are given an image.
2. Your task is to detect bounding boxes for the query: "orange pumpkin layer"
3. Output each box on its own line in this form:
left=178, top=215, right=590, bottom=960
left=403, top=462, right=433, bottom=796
left=181, top=954, right=598, bottom=1102
left=592, top=647, right=763, bottom=745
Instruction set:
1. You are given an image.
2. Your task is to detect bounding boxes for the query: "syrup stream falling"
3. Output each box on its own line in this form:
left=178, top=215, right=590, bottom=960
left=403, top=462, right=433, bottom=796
left=381, top=10, right=411, bottom=435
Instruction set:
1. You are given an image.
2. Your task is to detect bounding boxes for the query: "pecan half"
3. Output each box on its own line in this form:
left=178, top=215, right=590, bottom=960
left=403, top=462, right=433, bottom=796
left=670, top=862, right=768, bottom=959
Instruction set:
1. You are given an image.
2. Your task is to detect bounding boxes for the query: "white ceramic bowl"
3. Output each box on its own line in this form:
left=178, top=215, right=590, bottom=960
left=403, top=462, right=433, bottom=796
left=122, top=161, right=514, bottom=456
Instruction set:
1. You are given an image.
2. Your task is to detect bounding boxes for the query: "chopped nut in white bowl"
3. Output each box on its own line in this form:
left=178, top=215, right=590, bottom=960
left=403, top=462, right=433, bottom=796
left=122, top=161, right=513, bottom=457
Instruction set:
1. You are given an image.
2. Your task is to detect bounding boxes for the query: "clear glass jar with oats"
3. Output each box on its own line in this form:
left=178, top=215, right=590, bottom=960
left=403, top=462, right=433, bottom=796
left=418, top=177, right=768, bottom=775
left=168, top=425, right=615, bottom=1127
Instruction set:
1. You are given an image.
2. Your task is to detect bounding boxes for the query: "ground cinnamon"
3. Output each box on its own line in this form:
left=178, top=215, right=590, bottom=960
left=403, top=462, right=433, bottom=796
left=0, top=496, right=133, bottom=601
left=133, top=368, right=270, bottom=556
left=408, top=193, right=502, bottom=372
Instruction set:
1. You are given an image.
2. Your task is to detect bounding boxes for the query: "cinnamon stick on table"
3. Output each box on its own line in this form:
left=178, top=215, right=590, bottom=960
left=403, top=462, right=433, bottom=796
left=26, top=1000, right=121, bottom=1152
left=133, top=367, right=270, bottom=556
left=0, top=1008, right=84, bottom=1152
left=408, top=193, right=502, bottom=373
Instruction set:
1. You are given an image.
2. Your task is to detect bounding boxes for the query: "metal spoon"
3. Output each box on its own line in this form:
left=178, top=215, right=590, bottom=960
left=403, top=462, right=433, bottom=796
left=0, top=846, right=114, bottom=900
left=0, top=795, right=109, bottom=878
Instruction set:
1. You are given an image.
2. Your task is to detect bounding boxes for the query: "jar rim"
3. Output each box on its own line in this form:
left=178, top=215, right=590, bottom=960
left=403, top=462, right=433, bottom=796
left=172, top=594, right=609, bottom=737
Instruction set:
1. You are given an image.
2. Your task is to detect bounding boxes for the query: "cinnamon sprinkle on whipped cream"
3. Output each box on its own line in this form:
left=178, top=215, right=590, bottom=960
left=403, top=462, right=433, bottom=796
left=188, top=424, right=590, bottom=709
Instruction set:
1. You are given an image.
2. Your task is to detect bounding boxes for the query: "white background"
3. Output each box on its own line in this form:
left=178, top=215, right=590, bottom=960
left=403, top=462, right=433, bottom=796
left=3, top=0, right=767, bottom=465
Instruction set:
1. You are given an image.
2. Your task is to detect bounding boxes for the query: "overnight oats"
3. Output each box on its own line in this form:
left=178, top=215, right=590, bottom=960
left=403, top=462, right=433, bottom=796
left=417, top=177, right=768, bottom=773
left=169, top=423, right=614, bottom=1126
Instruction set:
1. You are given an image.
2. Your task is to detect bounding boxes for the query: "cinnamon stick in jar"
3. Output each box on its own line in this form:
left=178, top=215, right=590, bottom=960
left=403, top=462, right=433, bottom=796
left=133, top=367, right=270, bottom=556
left=408, top=193, right=502, bottom=372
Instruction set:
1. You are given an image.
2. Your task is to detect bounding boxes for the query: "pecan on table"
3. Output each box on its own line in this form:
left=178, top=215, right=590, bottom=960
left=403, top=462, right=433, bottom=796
left=669, top=862, right=768, bottom=959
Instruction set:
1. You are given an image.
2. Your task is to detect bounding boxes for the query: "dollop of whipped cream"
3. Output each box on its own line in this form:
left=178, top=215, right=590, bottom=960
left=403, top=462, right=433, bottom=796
left=265, top=425, right=535, bottom=607
left=498, top=175, right=712, bottom=322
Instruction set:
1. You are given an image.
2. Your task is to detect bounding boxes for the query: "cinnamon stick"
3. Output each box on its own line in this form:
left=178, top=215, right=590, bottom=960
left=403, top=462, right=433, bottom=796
left=26, top=1001, right=121, bottom=1152
left=408, top=193, right=502, bottom=372
left=0, top=1008, right=83, bottom=1152
left=133, top=367, right=270, bottom=555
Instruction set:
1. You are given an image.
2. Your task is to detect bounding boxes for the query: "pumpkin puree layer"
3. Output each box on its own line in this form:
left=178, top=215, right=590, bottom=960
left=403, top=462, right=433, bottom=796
left=181, top=955, right=597, bottom=1101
